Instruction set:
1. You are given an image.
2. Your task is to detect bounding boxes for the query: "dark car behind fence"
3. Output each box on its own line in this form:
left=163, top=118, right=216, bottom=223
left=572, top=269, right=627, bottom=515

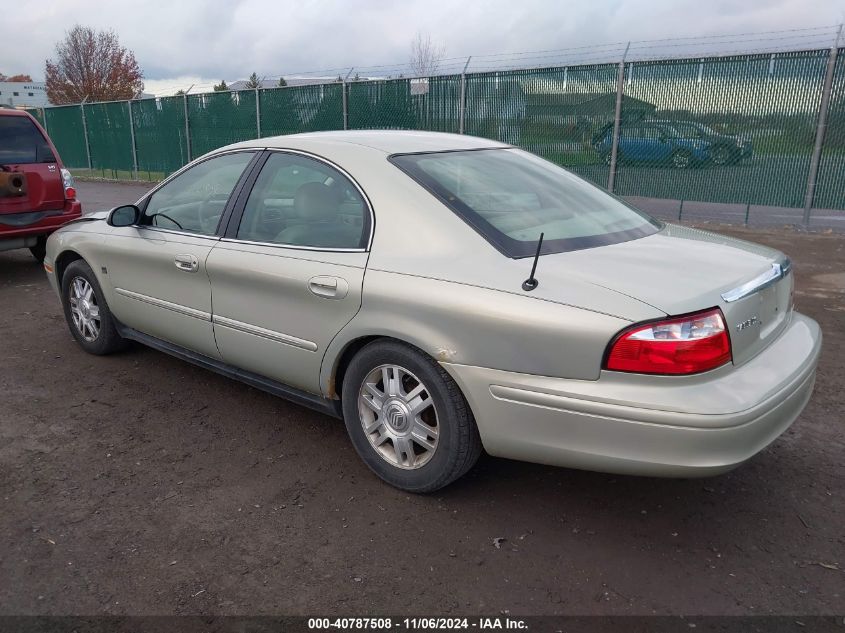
left=27, top=46, right=845, bottom=226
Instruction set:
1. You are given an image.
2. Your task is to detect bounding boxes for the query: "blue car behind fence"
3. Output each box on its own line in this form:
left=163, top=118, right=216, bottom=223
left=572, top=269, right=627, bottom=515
left=593, top=120, right=753, bottom=168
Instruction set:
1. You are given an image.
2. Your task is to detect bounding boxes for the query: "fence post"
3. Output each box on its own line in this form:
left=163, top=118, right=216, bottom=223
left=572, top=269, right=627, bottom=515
left=183, top=92, right=192, bottom=162
left=41, top=107, right=49, bottom=135
left=459, top=56, right=472, bottom=134
left=80, top=99, right=92, bottom=171
left=127, top=101, right=138, bottom=180
left=255, top=88, right=261, bottom=138
left=803, top=25, right=842, bottom=225
left=607, top=42, right=630, bottom=193
left=342, top=68, right=354, bottom=130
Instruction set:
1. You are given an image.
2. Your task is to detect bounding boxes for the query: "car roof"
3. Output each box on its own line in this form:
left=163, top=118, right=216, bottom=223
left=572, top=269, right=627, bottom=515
left=0, top=108, right=32, bottom=117
left=228, top=130, right=510, bottom=155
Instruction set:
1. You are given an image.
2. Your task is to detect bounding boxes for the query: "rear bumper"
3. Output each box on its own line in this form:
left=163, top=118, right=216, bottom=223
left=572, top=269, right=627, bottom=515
left=0, top=201, right=82, bottom=250
left=442, top=312, right=822, bottom=477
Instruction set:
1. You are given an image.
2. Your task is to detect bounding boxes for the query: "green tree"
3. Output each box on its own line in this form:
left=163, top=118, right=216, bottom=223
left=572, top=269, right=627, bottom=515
left=277, top=77, right=287, bottom=87
left=213, top=79, right=228, bottom=91
left=245, top=72, right=261, bottom=89
left=174, top=89, right=186, bottom=96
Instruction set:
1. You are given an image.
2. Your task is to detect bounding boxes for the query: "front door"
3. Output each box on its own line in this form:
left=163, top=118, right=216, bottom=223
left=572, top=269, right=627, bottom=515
left=206, top=150, right=372, bottom=394
left=103, top=151, right=256, bottom=358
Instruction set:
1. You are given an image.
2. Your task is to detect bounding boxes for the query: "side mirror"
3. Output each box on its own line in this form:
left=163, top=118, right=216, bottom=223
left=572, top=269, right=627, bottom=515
left=107, top=204, right=140, bottom=227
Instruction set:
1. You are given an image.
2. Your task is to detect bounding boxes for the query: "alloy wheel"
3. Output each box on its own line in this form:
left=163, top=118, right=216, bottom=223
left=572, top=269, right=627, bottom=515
left=358, top=364, right=440, bottom=470
left=69, top=276, right=101, bottom=342
left=672, top=152, right=691, bottom=169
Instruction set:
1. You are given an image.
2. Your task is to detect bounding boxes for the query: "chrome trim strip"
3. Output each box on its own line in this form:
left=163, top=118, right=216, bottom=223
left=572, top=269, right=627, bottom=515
left=136, top=226, right=222, bottom=240
left=114, top=288, right=212, bottom=321
left=721, top=258, right=791, bottom=303
left=213, top=315, right=318, bottom=352
left=218, top=237, right=366, bottom=253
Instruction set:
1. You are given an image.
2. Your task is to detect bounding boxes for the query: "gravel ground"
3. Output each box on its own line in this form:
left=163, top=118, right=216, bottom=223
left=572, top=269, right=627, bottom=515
left=0, top=181, right=843, bottom=616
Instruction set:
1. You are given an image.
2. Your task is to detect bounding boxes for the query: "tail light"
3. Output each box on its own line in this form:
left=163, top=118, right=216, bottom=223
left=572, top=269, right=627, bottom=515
left=604, top=308, right=732, bottom=375
left=60, top=168, right=76, bottom=200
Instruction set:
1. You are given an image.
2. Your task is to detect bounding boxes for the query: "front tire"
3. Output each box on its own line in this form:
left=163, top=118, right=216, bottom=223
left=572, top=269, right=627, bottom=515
left=61, top=260, right=127, bottom=355
left=341, top=340, right=482, bottom=493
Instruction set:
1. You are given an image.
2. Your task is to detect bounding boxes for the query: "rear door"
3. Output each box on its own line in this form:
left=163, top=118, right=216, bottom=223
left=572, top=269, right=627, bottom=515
left=0, top=114, right=64, bottom=216
left=206, top=150, right=371, bottom=394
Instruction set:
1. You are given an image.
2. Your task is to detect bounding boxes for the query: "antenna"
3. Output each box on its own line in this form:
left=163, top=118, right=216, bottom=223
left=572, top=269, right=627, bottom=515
left=522, top=232, right=544, bottom=291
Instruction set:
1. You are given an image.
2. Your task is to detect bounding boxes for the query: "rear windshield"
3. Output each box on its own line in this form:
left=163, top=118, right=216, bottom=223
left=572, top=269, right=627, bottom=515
left=390, top=148, right=660, bottom=258
left=0, top=116, right=56, bottom=165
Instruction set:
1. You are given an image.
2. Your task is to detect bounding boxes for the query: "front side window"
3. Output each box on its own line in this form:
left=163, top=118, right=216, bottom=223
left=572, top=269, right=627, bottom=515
left=0, top=116, right=55, bottom=164
left=236, top=152, right=368, bottom=249
left=390, top=148, right=660, bottom=258
left=142, top=152, right=254, bottom=235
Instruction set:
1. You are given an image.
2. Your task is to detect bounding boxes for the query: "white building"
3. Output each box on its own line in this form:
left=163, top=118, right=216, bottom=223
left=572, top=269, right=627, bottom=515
left=0, top=81, right=50, bottom=108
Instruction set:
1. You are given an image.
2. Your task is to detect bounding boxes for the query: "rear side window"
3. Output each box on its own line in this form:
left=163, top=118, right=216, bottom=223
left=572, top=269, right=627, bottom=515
left=0, top=116, right=55, bottom=165
left=236, top=152, right=368, bottom=249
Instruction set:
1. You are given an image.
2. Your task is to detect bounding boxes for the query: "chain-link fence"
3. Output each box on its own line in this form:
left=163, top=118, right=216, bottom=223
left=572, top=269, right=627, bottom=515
left=26, top=45, right=845, bottom=223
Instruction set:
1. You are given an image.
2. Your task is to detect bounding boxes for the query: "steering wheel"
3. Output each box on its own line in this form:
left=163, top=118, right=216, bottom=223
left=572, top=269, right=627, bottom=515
left=149, top=212, right=184, bottom=230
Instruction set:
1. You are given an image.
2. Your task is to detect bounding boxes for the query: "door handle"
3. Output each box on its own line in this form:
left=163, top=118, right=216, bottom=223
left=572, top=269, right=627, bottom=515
left=174, top=254, right=199, bottom=273
left=309, top=276, right=348, bottom=299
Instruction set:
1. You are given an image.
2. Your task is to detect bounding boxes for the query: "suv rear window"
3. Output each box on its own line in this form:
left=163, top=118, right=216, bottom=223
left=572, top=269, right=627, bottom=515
left=0, top=116, right=56, bottom=165
left=390, top=148, right=660, bottom=258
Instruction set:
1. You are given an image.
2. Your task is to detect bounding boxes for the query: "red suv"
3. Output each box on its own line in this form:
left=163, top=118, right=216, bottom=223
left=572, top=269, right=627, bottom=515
left=0, top=107, right=81, bottom=261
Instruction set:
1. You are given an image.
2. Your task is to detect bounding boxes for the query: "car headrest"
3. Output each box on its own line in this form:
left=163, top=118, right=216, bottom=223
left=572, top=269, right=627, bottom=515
left=293, top=182, right=339, bottom=220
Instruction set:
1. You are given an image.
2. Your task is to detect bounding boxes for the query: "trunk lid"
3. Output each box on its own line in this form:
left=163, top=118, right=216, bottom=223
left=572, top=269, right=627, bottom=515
left=0, top=115, right=65, bottom=216
left=544, top=224, right=793, bottom=366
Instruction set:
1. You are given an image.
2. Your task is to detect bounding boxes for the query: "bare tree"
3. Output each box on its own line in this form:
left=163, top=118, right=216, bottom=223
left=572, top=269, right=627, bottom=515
left=409, top=32, right=445, bottom=77
left=45, top=25, right=143, bottom=104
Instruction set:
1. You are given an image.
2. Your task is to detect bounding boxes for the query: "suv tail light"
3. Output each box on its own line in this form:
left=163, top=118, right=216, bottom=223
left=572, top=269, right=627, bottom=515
left=604, top=308, right=732, bottom=375
left=60, top=168, right=76, bottom=200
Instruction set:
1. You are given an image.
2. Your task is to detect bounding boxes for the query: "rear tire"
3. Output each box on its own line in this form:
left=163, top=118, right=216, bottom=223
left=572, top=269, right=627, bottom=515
left=341, top=339, right=482, bottom=493
left=29, top=237, right=47, bottom=263
left=61, top=260, right=127, bottom=355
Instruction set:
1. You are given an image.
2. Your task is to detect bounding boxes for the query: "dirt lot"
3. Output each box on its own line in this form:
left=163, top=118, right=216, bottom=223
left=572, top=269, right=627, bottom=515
left=1, top=182, right=843, bottom=616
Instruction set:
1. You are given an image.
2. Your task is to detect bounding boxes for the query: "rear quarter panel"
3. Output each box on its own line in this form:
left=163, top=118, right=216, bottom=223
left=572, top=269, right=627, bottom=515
left=321, top=269, right=632, bottom=395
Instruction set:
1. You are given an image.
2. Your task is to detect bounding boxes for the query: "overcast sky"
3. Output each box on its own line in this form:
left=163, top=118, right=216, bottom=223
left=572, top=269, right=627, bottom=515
left=2, top=0, right=843, bottom=95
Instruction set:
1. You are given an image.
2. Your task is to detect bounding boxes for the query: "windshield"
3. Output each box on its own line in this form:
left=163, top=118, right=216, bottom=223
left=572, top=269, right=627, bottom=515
left=0, top=116, right=56, bottom=165
left=390, top=148, right=660, bottom=258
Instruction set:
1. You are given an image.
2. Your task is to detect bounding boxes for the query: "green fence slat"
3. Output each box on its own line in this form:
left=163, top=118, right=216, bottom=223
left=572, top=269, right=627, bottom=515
left=260, top=83, right=344, bottom=136
left=187, top=90, right=258, bottom=157
left=614, top=50, right=830, bottom=208
left=131, top=97, right=188, bottom=177
left=43, top=105, right=88, bottom=168
left=813, top=48, right=845, bottom=210
left=347, top=76, right=461, bottom=132
left=84, top=101, right=134, bottom=176
left=32, top=50, right=845, bottom=215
